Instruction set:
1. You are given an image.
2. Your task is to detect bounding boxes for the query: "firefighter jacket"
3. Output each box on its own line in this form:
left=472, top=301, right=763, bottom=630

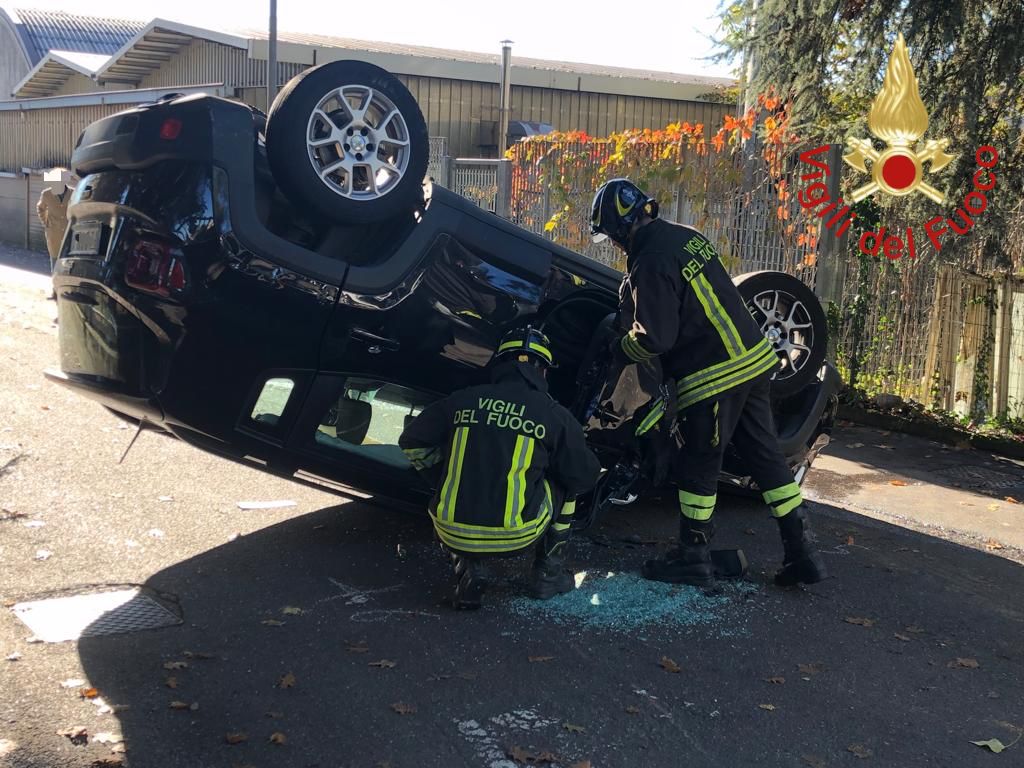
left=399, top=360, right=601, bottom=554
left=617, top=218, right=779, bottom=410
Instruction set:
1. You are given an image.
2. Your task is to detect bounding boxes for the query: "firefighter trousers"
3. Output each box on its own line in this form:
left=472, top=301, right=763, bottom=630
left=675, top=373, right=803, bottom=522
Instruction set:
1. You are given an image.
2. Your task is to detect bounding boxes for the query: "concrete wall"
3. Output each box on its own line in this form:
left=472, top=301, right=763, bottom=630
left=0, top=173, right=48, bottom=250
left=0, top=13, right=32, bottom=100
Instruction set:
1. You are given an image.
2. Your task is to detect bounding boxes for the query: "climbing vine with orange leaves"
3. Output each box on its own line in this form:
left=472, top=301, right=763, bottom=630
left=506, top=92, right=821, bottom=272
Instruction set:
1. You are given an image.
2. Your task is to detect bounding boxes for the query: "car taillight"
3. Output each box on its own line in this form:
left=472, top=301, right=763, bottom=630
left=159, top=117, right=182, bottom=140
left=125, top=240, right=186, bottom=298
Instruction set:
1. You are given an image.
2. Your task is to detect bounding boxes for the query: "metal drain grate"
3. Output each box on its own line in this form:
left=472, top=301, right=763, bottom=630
left=11, top=588, right=181, bottom=642
left=933, top=464, right=1024, bottom=491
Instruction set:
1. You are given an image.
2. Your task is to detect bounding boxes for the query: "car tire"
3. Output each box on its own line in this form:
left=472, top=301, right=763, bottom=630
left=266, top=60, right=429, bottom=224
left=734, top=271, right=827, bottom=398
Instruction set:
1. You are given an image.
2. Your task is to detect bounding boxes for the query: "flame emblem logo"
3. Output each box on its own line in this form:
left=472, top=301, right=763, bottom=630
left=843, top=33, right=955, bottom=204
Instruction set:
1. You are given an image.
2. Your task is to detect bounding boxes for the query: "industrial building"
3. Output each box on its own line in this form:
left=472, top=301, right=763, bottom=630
left=0, top=7, right=734, bottom=248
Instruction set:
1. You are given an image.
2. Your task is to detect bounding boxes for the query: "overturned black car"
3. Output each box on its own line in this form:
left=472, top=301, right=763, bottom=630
left=47, top=60, right=838, bottom=518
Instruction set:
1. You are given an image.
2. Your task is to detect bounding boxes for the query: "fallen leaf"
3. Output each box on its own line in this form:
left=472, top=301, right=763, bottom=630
left=625, top=705, right=640, bottom=715
left=970, top=738, right=1005, bottom=753
left=569, top=762, right=593, bottom=768
left=182, top=650, right=215, bottom=660
left=844, top=617, right=875, bottom=627
left=845, top=535, right=856, bottom=545
left=280, top=606, right=304, bottom=616
left=847, top=744, right=872, bottom=759
left=985, top=539, right=1005, bottom=551
left=91, top=758, right=124, bottom=767
left=269, top=732, right=287, bottom=745
left=225, top=732, right=248, bottom=745
left=79, top=687, right=99, bottom=699
left=894, top=633, right=911, bottom=642
left=391, top=702, right=416, bottom=715
left=92, top=732, right=123, bottom=745
left=165, top=677, right=178, bottom=689
left=60, top=678, right=86, bottom=688
left=169, top=701, right=191, bottom=710
left=948, top=657, right=980, bottom=669
left=659, top=656, right=681, bottom=673
left=563, top=722, right=585, bottom=733
left=5, top=652, right=21, bottom=661
left=988, top=503, right=1001, bottom=512
left=847, top=442, right=865, bottom=448
left=277, top=672, right=296, bottom=688
left=162, top=661, right=188, bottom=670
left=528, top=655, right=555, bottom=663
left=889, top=479, right=908, bottom=486
left=766, top=676, right=785, bottom=684
left=759, top=703, right=777, bottom=711
left=1006, top=497, right=1020, bottom=504
left=797, top=662, right=825, bottom=675
left=58, top=726, right=88, bottom=745
left=507, top=745, right=560, bottom=765
left=801, top=756, right=827, bottom=768
left=369, top=659, right=397, bottom=669
left=261, top=619, right=285, bottom=627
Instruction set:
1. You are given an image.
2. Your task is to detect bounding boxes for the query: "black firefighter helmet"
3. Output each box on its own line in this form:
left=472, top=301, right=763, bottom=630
left=590, top=178, right=659, bottom=248
left=493, top=325, right=555, bottom=368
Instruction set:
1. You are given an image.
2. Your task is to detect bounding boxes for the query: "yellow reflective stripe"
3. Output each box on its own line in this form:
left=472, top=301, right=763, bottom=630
left=498, top=340, right=552, bottom=363
left=621, top=332, right=656, bottom=362
left=635, top=399, right=666, bottom=436
left=433, top=506, right=552, bottom=553
left=559, top=500, right=576, bottom=517
left=763, top=481, right=802, bottom=517
left=711, top=402, right=720, bottom=447
left=436, top=427, right=468, bottom=522
left=553, top=522, right=571, bottom=532
left=504, top=435, right=534, bottom=528
left=677, top=345, right=778, bottom=409
left=693, top=274, right=743, bottom=359
left=677, top=339, right=776, bottom=396
left=679, top=490, right=716, bottom=521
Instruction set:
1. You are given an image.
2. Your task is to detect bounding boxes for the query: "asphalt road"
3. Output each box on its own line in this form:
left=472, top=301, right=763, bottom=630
left=2, top=250, right=1023, bottom=768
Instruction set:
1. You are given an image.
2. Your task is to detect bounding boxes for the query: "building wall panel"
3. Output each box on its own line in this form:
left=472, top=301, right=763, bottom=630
left=0, top=175, right=28, bottom=246
left=0, top=18, right=32, bottom=100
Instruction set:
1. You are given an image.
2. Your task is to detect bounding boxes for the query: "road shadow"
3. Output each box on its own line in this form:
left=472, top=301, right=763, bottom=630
left=0, top=246, right=49, bottom=277
left=53, top=496, right=1024, bottom=768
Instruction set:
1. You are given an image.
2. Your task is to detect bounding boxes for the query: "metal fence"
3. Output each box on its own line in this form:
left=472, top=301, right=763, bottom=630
left=446, top=157, right=512, bottom=216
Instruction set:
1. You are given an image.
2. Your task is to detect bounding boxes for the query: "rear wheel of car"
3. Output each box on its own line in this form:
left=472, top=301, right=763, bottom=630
left=734, top=271, right=827, bottom=398
left=266, top=60, right=429, bottom=224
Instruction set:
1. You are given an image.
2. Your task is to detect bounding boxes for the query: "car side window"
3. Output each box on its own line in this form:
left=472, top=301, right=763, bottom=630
left=313, top=378, right=437, bottom=470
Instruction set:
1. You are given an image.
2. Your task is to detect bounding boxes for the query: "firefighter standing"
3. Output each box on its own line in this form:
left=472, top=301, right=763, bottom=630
left=590, top=178, right=827, bottom=587
left=399, top=326, right=601, bottom=608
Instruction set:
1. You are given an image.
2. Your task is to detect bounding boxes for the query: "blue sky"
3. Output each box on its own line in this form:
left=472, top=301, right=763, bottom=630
left=20, top=0, right=736, bottom=78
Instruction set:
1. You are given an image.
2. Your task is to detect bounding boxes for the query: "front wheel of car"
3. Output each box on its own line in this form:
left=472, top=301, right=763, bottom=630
left=266, top=60, right=430, bottom=224
left=734, top=271, right=828, bottom=398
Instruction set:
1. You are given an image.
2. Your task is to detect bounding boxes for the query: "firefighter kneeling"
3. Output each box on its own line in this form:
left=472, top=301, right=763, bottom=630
left=400, top=326, right=601, bottom=609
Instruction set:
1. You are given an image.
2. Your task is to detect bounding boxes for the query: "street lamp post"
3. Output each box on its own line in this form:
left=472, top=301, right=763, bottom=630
left=267, top=0, right=278, bottom=111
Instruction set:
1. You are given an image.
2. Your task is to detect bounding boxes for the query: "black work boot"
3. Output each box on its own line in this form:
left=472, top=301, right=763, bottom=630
left=774, top=505, right=828, bottom=586
left=451, top=553, right=487, bottom=609
left=528, top=552, right=574, bottom=600
left=642, top=519, right=716, bottom=587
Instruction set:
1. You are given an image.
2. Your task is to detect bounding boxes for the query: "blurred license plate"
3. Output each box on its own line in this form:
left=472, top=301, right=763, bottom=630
left=68, top=223, right=103, bottom=256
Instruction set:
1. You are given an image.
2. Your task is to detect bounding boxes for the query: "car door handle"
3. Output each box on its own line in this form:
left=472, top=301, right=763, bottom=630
left=349, top=328, right=400, bottom=353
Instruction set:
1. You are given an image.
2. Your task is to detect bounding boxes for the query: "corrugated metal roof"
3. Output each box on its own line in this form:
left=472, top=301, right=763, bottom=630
left=8, top=7, right=144, bottom=64
left=250, top=29, right=733, bottom=88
